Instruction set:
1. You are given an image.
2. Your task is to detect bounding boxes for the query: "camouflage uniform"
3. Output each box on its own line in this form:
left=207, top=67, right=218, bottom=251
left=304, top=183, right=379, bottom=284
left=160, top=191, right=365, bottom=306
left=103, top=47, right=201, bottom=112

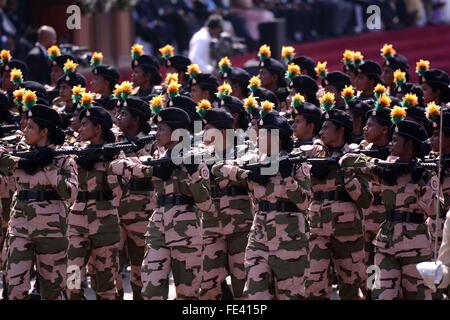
left=0, top=146, right=78, bottom=300
left=200, top=146, right=253, bottom=300
left=212, top=150, right=312, bottom=300
left=114, top=132, right=155, bottom=299
left=305, top=143, right=372, bottom=300
left=351, top=155, right=437, bottom=300
left=109, top=151, right=213, bottom=300
left=66, top=155, right=123, bottom=300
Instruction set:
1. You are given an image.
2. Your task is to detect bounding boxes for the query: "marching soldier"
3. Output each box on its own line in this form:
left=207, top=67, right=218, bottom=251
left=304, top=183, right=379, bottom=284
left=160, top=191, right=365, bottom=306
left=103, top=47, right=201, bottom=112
left=354, top=60, right=383, bottom=102
left=348, top=107, right=437, bottom=299
left=0, top=103, right=78, bottom=299
left=110, top=105, right=214, bottom=299
left=212, top=103, right=312, bottom=300
left=304, top=93, right=372, bottom=300
left=66, top=105, right=122, bottom=300
left=195, top=105, right=252, bottom=300
left=130, top=44, right=163, bottom=99
left=114, top=96, right=155, bottom=299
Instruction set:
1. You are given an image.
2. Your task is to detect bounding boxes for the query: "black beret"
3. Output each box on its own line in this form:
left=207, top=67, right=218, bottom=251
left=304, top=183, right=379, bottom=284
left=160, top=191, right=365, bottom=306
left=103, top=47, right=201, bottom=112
left=226, top=67, right=250, bottom=86
left=291, top=56, right=317, bottom=80
left=260, top=111, right=293, bottom=139
left=122, top=96, right=151, bottom=121
left=169, top=95, right=201, bottom=125
left=52, top=54, right=76, bottom=68
left=21, top=81, right=48, bottom=100
left=420, top=69, right=450, bottom=89
left=394, top=119, right=428, bottom=143
left=202, top=108, right=233, bottom=130
left=396, top=83, right=424, bottom=103
left=166, top=55, right=191, bottom=72
left=405, top=106, right=429, bottom=126
left=367, top=107, right=391, bottom=126
left=2, top=59, right=29, bottom=78
left=132, top=54, right=162, bottom=84
left=79, top=106, right=113, bottom=130
left=221, top=95, right=245, bottom=115
left=292, top=101, right=322, bottom=123
left=384, top=53, right=409, bottom=72
left=92, top=65, right=120, bottom=85
left=357, top=60, right=382, bottom=77
left=56, top=72, right=87, bottom=88
left=154, top=107, right=191, bottom=131
left=346, top=99, right=371, bottom=118
left=191, top=73, right=219, bottom=91
left=291, top=75, right=319, bottom=94
left=99, top=95, right=119, bottom=111
left=321, top=108, right=354, bottom=131
left=28, top=104, right=62, bottom=128
left=253, top=88, right=280, bottom=109
left=323, top=71, right=351, bottom=92
left=259, top=58, right=285, bottom=77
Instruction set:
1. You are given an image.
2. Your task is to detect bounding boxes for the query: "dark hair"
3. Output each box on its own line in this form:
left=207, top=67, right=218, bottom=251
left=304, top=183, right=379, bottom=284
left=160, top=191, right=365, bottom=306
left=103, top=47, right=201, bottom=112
left=88, top=117, right=116, bottom=144
left=297, top=114, right=321, bottom=136
left=198, top=83, right=217, bottom=101
left=205, top=14, right=223, bottom=30
left=139, top=118, right=151, bottom=134
left=238, top=113, right=249, bottom=131
left=138, top=65, right=162, bottom=87
left=344, top=128, right=353, bottom=144
left=32, top=118, right=65, bottom=145
left=0, top=109, right=14, bottom=124
left=282, top=137, right=294, bottom=153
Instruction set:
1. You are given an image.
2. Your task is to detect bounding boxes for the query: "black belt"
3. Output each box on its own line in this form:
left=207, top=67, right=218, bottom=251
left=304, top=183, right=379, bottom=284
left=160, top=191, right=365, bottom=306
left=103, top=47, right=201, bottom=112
left=157, top=195, right=194, bottom=207
left=77, top=191, right=113, bottom=202
left=210, top=186, right=248, bottom=198
left=313, top=191, right=351, bottom=202
left=17, top=190, right=62, bottom=201
left=258, top=200, right=300, bottom=212
left=385, top=211, right=424, bottom=223
left=129, top=179, right=153, bottom=192
left=373, top=194, right=383, bottom=205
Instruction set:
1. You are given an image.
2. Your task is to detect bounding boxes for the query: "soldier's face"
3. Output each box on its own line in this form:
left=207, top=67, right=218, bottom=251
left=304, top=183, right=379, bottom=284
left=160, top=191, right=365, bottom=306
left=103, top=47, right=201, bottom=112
left=51, top=66, right=64, bottom=86
left=131, top=66, right=148, bottom=87
left=230, top=81, right=244, bottom=99
left=90, top=75, right=107, bottom=95
left=70, top=111, right=81, bottom=132
left=1, top=71, right=13, bottom=91
left=259, top=68, right=275, bottom=89
left=292, top=114, right=312, bottom=140
left=190, top=85, right=209, bottom=103
left=382, top=66, right=394, bottom=88
left=79, top=117, right=99, bottom=142
left=320, top=121, right=341, bottom=146
left=355, top=73, right=370, bottom=92
left=59, top=83, right=72, bottom=102
left=422, top=83, right=438, bottom=104
left=391, top=133, right=408, bottom=157
left=430, top=129, right=440, bottom=153
left=117, top=109, right=134, bottom=133
left=24, top=119, right=46, bottom=145
left=364, top=117, right=382, bottom=142
left=156, top=122, right=172, bottom=148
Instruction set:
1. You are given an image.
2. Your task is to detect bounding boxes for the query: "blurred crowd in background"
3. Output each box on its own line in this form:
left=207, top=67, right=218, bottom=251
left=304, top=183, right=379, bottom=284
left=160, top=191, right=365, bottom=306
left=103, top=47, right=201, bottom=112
left=133, top=0, right=450, bottom=55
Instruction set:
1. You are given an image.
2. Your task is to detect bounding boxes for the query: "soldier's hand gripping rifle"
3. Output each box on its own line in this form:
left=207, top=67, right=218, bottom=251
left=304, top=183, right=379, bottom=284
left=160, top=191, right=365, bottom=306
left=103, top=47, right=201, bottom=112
left=10, top=133, right=156, bottom=160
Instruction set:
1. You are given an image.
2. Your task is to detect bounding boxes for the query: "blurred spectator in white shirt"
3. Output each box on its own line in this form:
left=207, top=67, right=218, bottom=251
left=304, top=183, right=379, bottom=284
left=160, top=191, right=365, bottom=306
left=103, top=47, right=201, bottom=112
left=189, top=14, right=223, bottom=73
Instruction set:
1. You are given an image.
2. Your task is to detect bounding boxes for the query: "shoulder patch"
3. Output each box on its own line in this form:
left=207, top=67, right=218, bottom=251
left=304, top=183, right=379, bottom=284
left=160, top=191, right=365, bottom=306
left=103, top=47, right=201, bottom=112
left=201, top=166, right=210, bottom=180
left=430, top=175, right=439, bottom=191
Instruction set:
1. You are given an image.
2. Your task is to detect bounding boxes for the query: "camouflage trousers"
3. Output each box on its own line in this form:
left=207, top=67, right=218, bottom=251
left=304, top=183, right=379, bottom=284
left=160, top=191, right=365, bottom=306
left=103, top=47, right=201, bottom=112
left=0, top=197, right=11, bottom=269
left=141, top=244, right=203, bottom=300
left=199, top=231, right=248, bottom=300
left=66, top=232, right=120, bottom=300
left=5, top=235, right=68, bottom=300
left=243, top=242, right=309, bottom=300
left=305, top=233, right=365, bottom=300
left=117, top=217, right=149, bottom=300
left=371, top=251, right=432, bottom=300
